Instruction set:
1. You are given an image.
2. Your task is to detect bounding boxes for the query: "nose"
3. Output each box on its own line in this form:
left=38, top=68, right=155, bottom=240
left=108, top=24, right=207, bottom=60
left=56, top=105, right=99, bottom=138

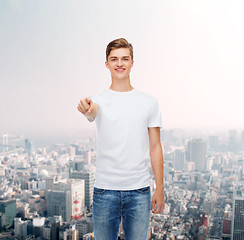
left=117, top=59, right=123, bottom=66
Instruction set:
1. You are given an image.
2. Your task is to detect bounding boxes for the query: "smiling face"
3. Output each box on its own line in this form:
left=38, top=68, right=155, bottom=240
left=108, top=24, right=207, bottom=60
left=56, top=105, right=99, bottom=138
left=105, top=48, right=134, bottom=81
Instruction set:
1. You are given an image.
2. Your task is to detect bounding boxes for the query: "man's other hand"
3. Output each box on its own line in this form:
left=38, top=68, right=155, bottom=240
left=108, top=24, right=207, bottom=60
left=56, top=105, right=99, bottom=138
left=151, top=188, right=165, bottom=214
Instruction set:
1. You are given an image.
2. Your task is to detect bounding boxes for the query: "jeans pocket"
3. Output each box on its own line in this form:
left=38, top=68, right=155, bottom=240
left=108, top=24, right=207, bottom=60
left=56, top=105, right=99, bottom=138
left=93, top=187, right=106, bottom=194
left=135, top=186, right=150, bottom=193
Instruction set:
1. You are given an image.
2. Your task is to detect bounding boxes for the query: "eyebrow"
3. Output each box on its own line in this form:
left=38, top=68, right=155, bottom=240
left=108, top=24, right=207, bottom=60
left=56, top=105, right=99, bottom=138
left=109, top=56, right=130, bottom=59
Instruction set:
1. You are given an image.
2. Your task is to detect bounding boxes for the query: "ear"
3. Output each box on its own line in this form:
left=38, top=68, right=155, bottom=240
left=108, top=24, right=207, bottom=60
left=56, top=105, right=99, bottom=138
left=131, top=60, right=134, bottom=67
left=105, top=61, right=109, bottom=69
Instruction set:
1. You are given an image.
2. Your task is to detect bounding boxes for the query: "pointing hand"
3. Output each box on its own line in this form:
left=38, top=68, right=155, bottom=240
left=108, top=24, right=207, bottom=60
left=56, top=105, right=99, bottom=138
left=77, top=97, right=99, bottom=121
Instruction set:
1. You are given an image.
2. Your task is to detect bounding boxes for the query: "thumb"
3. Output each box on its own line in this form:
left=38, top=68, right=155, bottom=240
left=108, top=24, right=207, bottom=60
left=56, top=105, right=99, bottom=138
left=88, top=102, right=94, bottom=113
left=86, top=98, right=93, bottom=105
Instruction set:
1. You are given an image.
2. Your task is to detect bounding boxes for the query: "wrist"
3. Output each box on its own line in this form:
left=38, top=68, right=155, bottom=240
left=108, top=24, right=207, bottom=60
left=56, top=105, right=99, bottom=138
left=87, top=116, right=95, bottom=122
left=156, top=185, right=164, bottom=192
left=84, top=112, right=94, bottom=120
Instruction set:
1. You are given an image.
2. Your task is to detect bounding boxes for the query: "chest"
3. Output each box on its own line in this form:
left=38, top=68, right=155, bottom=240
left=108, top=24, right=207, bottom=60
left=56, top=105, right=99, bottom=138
left=99, top=97, right=151, bottom=128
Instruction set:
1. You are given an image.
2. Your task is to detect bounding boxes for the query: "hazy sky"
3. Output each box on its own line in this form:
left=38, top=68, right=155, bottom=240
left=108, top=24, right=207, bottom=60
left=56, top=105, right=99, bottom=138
left=0, top=0, right=244, bottom=139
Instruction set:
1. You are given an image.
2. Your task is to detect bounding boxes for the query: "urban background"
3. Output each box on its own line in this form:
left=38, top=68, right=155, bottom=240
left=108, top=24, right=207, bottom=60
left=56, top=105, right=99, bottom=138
left=0, top=129, right=244, bottom=239
left=1, top=0, right=243, bottom=239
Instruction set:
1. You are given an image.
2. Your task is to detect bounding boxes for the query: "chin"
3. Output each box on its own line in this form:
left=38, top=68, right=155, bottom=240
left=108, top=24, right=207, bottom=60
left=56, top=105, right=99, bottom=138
left=117, top=76, right=128, bottom=80
left=112, top=74, right=127, bottom=79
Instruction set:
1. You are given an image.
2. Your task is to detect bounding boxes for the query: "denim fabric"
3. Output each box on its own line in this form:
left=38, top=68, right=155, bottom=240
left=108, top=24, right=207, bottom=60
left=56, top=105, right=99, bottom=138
left=92, top=186, right=151, bottom=240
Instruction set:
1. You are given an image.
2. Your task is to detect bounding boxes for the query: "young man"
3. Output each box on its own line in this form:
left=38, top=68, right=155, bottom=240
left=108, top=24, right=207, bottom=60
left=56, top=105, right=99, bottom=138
left=77, top=38, right=165, bottom=240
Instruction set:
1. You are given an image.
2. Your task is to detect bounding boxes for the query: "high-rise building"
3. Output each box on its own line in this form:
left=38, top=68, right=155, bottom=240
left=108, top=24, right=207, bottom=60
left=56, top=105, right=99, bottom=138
left=70, top=170, right=95, bottom=211
left=185, top=162, right=195, bottom=172
left=208, top=135, right=219, bottom=151
left=2, top=134, right=8, bottom=152
left=69, top=158, right=85, bottom=172
left=173, top=149, right=185, bottom=171
left=198, top=213, right=208, bottom=234
left=25, top=139, right=32, bottom=156
left=47, top=179, right=85, bottom=221
left=231, top=190, right=244, bottom=240
left=241, top=131, right=244, bottom=150
left=45, top=176, right=56, bottom=190
left=46, top=216, right=63, bottom=240
left=70, top=218, right=93, bottom=240
left=237, top=159, right=244, bottom=181
left=14, top=218, right=28, bottom=239
left=0, top=164, right=5, bottom=177
left=0, top=199, right=16, bottom=228
left=69, top=146, right=76, bottom=157
left=85, top=151, right=92, bottom=165
left=33, top=217, right=45, bottom=238
left=223, top=218, right=231, bottom=239
left=229, top=129, right=238, bottom=152
left=63, top=225, right=79, bottom=240
left=187, top=139, right=206, bottom=172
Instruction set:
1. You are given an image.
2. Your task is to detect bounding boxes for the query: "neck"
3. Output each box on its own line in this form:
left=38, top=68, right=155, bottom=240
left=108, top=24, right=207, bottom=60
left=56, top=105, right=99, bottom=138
left=109, top=76, right=133, bottom=92
left=109, top=84, right=134, bottom=92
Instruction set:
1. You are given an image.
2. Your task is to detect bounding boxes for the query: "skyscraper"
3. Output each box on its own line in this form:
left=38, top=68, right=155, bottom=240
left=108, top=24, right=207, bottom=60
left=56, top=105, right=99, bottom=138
left=69, top=158, right=85, bottom=172
left=2, top=134, right=8, bottom=152
left=47, top=179, right=85, bottom=221
left=0, top=199, right=16, bottom=228
left=70, top=171, right=95, bottom=211
left=208, top=135, right=219, bottom=151
left=25, top=139, right=32, bottom=156
left=63, top=225, right=79, bottom=240
left=47, top=190, right=71, bottom=221
left=14, top=218, right=28, bottom=239
left=241, top=131, right=244, bottom=150
left=232, top=190, right=244, bottom=240
left=187, top=139, right=206, bottom=172
left=229, top=129, right=238, bottom=153
left=173, top=149, right=185, bottom=171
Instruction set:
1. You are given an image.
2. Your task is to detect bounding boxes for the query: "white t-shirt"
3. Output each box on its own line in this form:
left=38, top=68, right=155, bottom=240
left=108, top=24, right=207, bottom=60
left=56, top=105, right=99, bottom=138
left=89, top=88, right=162, bottom=190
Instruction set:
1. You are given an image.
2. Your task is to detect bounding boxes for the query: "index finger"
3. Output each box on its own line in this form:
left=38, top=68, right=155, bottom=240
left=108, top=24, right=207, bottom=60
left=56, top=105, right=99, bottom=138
left=85, top=98, right=93, bottom=104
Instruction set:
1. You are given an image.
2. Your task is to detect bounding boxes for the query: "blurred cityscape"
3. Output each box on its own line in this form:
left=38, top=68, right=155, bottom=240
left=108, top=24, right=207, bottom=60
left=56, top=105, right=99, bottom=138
left=0, top=129, right=244, bottom=240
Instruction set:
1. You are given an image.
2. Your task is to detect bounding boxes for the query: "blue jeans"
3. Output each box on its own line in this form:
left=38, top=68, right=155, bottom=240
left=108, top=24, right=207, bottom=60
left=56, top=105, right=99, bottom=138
left=92, top=186, right=151, bottom=240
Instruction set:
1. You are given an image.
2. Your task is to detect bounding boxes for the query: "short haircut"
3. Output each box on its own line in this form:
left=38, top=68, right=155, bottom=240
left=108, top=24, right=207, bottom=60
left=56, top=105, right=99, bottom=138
left=106, top=38, right=133, bottom=61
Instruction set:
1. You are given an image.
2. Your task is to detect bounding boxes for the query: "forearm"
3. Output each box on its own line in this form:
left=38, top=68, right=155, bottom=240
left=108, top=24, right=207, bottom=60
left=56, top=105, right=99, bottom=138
left=150, top=144, right=164, bottom=191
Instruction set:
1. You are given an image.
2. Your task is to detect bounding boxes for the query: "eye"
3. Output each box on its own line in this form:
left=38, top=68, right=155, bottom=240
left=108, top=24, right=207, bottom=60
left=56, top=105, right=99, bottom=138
left=123, top=58, right=129, bottom=61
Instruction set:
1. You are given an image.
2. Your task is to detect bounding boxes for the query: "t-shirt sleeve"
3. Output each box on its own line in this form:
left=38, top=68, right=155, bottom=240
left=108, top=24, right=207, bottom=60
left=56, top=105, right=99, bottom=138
left=148, top=98, right=163, bottom=129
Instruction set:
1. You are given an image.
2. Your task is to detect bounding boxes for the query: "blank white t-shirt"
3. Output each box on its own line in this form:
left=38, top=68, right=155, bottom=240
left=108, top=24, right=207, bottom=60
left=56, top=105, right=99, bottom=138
left=89, top=88, right=162, bottom=190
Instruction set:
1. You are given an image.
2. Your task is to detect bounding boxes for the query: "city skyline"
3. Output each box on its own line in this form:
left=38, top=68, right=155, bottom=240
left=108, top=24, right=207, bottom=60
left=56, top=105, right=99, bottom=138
left=1, top=0, right=244, bottom=138
left=1, top=128, right=244, bottom=238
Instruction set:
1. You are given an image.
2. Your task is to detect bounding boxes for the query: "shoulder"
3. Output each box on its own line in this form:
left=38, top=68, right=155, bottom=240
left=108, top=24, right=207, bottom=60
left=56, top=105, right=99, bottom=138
left=89, top=89, right=108, bottom=103
left=134, top=89, right=158, bottom=104
left=90, top=89, right=107, bottom=97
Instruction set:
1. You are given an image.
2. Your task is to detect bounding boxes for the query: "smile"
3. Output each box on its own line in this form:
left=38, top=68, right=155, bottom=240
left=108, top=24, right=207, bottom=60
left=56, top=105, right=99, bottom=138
left=115, top=68, right=125, bottom=72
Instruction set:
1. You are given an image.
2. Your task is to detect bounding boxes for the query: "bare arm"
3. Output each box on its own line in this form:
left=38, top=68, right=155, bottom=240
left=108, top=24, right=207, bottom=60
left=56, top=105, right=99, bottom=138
left=148, top=127, right=165, bottom=214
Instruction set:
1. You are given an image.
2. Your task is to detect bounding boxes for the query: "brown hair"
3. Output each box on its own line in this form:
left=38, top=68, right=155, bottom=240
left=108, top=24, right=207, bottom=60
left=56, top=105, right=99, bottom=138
left=106, top=38, right=133, bottom=61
